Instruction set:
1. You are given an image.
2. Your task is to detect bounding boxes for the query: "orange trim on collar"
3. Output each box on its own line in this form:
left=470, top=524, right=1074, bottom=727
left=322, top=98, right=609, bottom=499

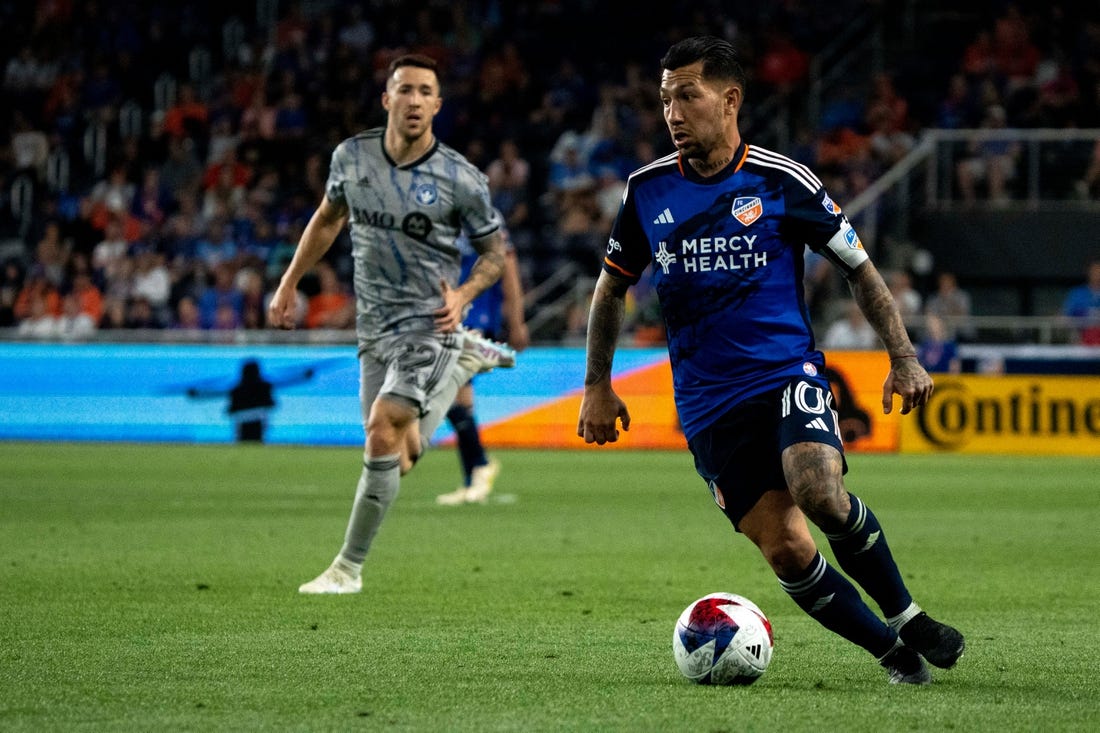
left=733, top=143, right=749, bottom=173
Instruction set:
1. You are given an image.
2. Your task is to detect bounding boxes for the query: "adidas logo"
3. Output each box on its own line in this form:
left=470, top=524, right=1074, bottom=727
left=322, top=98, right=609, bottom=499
left=805, top=417, right=830, bottom=431
left=747, top=643, right=762, bottom=659
left=856, top=530, right=881, bottom=554
left=653, top=207, right=675, bottom=224
left=810, top=593, right=835, bottom=613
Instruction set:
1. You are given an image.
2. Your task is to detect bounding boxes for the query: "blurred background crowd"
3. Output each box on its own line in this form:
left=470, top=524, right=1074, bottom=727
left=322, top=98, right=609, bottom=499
left=2, top=0, right=1098, bottom=347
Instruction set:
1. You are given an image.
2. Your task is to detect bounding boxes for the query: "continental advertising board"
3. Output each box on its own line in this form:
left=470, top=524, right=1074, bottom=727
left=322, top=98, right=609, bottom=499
left=900, top=374, right=1100, bottom=455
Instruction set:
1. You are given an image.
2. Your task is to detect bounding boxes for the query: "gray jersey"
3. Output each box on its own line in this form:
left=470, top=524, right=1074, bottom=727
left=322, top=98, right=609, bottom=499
left=326, top=128, right=500, bottom=339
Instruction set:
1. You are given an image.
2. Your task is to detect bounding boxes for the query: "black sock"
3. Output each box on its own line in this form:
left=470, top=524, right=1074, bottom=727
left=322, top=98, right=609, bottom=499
left=826, top=493, right=912, bottom=618
left=779, top=552, right=897, bottom=658
left=447, top=404, right=487, bottom=486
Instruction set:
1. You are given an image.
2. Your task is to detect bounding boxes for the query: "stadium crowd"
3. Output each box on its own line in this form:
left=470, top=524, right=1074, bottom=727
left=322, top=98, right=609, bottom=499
left=2, top=0, right=1098, bottom=342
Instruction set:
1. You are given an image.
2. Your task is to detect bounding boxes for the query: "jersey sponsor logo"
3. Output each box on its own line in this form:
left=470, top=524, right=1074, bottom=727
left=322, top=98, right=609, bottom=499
left=655, top=241, right=677, bottom=273
left=732, top=196, right=763, bottom=226
left=821, top=193, right=841, bottom=214
left=653, top=207, right=675, bottom=224
left=607, top=238, right=622, bottom=255
left=402, top=212, right=433, bottom=241
left=674, top=235, right=767, bottom=274
left=353, top=207, right=397, bottom=229
left=414, top=183, right=438, bottom=205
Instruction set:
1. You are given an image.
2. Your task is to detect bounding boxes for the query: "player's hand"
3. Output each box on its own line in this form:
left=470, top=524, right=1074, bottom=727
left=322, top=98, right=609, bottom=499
left=434, top=280, right=465, bottom=333
left=882, top=356, right=934, bottom=415
left=267, top=285, right=298, bottom=329
left=577, top=384, right=631, bottom=445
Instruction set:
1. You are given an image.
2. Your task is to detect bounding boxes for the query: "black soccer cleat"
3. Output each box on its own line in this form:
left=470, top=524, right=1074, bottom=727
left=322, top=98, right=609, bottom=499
left=899, top=612, right=966, bottom=669
left=880, top=644, right=931, bottom=685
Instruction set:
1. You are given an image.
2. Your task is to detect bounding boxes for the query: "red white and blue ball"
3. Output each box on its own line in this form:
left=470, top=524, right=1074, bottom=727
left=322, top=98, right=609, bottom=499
left=673, top=593, right=774, bottom=685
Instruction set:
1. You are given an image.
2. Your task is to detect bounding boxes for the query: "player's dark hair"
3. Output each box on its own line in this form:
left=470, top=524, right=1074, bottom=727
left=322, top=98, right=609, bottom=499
left=661, top=35, right=746, bottom=88
left=388, top=53, right=439, bottom=79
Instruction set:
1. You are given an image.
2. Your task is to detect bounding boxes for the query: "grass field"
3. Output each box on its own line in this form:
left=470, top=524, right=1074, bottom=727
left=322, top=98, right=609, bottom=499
left=1, top=443, right=1097, bottom=732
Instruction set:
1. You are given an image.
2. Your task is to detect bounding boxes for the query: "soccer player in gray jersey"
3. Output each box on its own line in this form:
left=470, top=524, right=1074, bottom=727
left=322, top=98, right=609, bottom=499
left=268, top=54, right=516, bottom=594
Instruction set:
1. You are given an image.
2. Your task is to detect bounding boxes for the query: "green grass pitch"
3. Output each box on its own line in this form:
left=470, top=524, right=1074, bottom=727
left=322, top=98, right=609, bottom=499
left=1, top=443, right=1097, bottom=732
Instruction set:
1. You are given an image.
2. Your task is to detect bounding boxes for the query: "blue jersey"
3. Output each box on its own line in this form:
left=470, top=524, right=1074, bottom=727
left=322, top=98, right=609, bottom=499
left=604, top=143, right=869, bottom=440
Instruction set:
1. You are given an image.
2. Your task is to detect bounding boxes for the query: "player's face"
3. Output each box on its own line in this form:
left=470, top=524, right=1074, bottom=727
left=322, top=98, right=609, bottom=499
left=382, top=66, right=443, bottom=142
left=659, top=61, right=732, bottom=160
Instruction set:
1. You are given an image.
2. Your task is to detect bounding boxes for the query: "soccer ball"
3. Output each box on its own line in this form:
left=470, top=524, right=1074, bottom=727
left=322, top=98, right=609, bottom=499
left=672, top=592, right=774, bottom=685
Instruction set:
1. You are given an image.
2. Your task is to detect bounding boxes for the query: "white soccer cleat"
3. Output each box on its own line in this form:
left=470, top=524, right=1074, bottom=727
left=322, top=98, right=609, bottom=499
left=463, top=459, right=500, bottom=503
left=298, top=562, right=362, bottom=594
left=457, top=327, right=516, bottom=374
left=435, top=486, right=471, bottom=505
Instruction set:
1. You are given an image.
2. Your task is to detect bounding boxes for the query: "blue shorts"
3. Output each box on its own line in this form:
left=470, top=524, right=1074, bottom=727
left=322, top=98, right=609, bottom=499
left=686, top=377, right=847, bottom=531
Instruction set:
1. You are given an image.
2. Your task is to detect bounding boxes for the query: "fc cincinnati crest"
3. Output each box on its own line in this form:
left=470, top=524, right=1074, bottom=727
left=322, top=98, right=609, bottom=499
left=414, top=183, right=438, bottom=205
left=732, top=196, right=763, bottom=226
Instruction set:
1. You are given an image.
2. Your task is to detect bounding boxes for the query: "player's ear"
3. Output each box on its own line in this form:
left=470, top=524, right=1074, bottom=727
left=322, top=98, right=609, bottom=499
left=726, top=84, right=743, bottom=112
left=381, top=91, right=391, bottom=111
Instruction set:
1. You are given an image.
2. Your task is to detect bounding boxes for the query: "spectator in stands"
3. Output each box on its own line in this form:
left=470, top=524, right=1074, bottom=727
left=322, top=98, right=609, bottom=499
left=936, top=73, right=981, bottom=129
left=13, top=268, right=60, bottom=324
left=917, top=314, right=960, bottom=374
left=1076, top=140, right=1100, bottom=199
left=486, top=138, right=531, bottom=238
left=9, top=111, right=49, bottom=181
left=197, top=262, right=244, bottom=330
left=131, top=166, right=173, bottom=235
left=130, top=245, right=171, bottom=321
left=886, top=269, right=922, bottom=322
left=0, top=259, right=25, bottom=327
left=55, top=290, right=98, bottom=339
left=925, top=271, right=975, bottom=342
left=1061, top=258, right=1100, bottom=345
left=171, top=294, right=202, bottom=330
left=163, top=82, right=209, bottom=142
left=822, top=299, right=880, bottom=350
left=16, top=287, right=59, bottom=338
left=159, top=137, right=204, bottom=205
left=68, top=270, right=104, bottom=324
left=34, top=220, right=68, bottom=286
left=304, top=261, right=354, bottom=329
left=236, top=266, right=268, bottom=329
left=955, top=104, right=1019, bottom=206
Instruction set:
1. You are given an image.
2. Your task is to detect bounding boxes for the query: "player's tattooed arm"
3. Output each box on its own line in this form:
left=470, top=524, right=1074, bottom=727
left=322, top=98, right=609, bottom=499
left=463, top=230, right=507, bottom=299
left=578, top=270, right=632, bottom=444
left=584, top=270, right=630, bottom=387
left=847, top=260, right=917, bottom=359
left=847, top=260, right=934, bottom=414
left=437, top=230, right=507, bottom=332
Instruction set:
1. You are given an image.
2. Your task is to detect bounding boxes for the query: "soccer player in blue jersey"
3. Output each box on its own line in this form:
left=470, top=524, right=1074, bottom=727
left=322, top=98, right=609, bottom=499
left=577, top=36, right=964, bottom=684
left=436, top=221, right=529, bottom=505
left=269, top=54, right=516, bottom=594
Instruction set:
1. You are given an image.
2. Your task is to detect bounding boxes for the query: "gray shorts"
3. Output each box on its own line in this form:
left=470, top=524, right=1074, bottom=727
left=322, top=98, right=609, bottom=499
left=358, top=329, right=462, bottom=425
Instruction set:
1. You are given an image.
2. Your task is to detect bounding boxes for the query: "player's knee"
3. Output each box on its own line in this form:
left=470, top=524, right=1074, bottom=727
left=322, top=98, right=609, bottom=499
left=793, top=485, right=849, bottom=532
left=758, top=535, right=817, bottom=578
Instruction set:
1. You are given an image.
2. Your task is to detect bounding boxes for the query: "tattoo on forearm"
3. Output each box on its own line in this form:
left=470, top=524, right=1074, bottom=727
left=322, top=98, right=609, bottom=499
left=465, top=249, right=505, bottom=295
left=849, top=265, right=913, bottom=356
left=584, top=278, right=627, bottom=386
